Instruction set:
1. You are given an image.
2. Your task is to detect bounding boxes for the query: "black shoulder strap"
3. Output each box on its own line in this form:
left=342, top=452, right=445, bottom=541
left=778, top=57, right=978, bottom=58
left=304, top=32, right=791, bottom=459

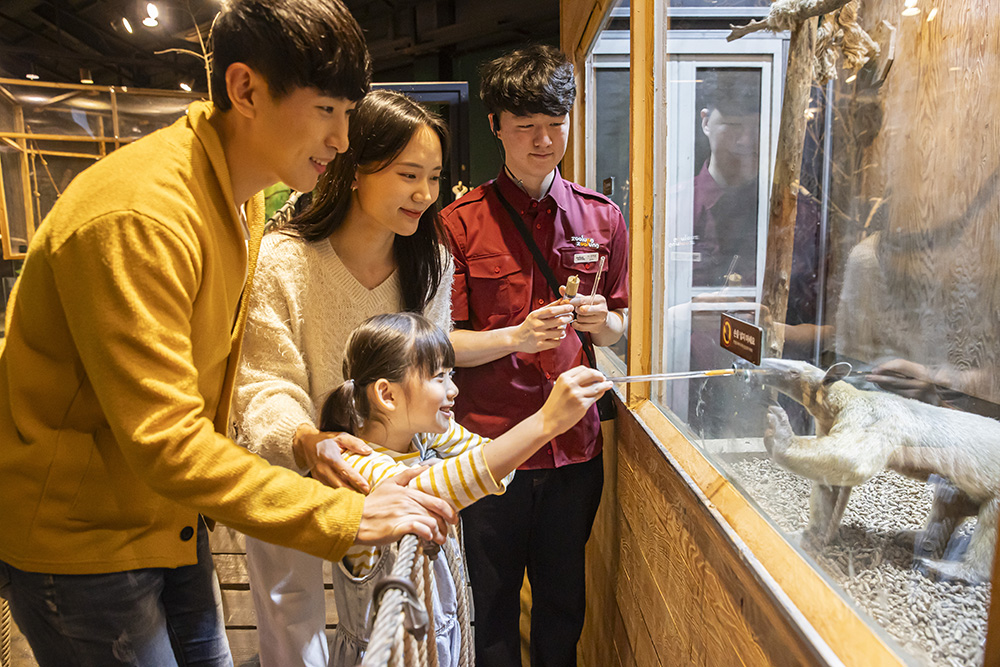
left=492, top=182, right=598, bottom=369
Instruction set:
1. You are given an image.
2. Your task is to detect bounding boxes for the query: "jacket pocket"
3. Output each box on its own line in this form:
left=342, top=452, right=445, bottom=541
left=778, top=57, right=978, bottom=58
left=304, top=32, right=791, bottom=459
left=557, top=246, right=610, bottom=297
left=466, top=253, right=527, bottom=320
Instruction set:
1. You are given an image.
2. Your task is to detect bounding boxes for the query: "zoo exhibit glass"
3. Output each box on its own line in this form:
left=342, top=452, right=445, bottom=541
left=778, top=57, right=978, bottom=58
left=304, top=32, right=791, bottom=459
left=650, top=3, right=997, bottom=665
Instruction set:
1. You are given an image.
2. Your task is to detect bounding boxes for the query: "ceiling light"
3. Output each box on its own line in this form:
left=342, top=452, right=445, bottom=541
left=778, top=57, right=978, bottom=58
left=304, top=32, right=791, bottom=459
left=26, top=72, right=40, bottom=80
left=79, top=68, right=94, bottom=84
left=122, top=17, right=133, bottom=33
left=179, top=82, right=192, bottom=92
left=902, top=6, right=921, bottom=15
left=142, top=16, right=158, bottom=27
left=146, top=3, right=159, bottom=19
left=926, top=7, right=938, bottom=21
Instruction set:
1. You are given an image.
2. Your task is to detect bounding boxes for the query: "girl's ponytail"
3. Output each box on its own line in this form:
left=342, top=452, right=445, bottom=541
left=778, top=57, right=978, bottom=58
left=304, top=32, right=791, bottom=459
left=319, top=379, right=362, bottom=435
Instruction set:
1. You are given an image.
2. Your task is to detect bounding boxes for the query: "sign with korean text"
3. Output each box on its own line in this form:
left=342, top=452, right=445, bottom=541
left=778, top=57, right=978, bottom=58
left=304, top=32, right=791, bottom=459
left=720, top=313, right=762, bottom=365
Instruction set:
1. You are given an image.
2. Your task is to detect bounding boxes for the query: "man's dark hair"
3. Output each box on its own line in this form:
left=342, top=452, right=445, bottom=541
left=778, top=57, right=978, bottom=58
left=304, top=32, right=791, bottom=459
left=480, top=44, right=576, bottom=125
left=208, top=0, right=371, bottom=111
left=698, top=68, right=760, bottom=118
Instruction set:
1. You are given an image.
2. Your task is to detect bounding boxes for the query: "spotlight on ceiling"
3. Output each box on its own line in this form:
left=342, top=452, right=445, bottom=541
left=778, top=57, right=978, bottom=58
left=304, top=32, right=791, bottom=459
left=146, top=3, right=159, bottom=20
left=80, top=68, right=94, bottom=84
left=26, top=64, right=40, bottom=80
left=122, top=17, right=133, bottom=33
left=179, top=82, right=192, bottom=92
left=142, top=16, right=158, bottom=27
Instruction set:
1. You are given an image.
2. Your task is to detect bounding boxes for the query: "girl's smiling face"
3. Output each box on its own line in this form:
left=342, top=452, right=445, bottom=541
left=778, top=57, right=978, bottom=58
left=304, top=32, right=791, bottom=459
left=353, top=124, right=443, bottom=238
left=399, top=366, right=458, bottom=435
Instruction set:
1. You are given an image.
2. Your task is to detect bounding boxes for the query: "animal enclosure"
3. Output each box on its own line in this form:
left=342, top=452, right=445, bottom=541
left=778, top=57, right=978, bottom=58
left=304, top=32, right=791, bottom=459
left=629, top=0, right=1000, bottom=664
left=0, top=79, right=198, bottom=260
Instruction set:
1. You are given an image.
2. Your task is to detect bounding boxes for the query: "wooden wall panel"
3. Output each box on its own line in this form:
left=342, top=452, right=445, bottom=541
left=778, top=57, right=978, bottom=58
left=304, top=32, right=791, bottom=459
left=580, top=397, right=907, bottom=666
left=616, top=412, right=819, bottom=667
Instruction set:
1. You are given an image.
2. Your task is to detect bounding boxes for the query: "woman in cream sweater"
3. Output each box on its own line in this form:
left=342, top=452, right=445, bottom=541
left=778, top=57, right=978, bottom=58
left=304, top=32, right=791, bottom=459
left=231, top=90, right=453, bottom=667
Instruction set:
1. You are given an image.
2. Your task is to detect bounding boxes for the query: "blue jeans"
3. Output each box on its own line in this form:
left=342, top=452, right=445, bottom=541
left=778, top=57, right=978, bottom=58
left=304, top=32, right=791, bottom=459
left=0, top=520, right=232, bottom=667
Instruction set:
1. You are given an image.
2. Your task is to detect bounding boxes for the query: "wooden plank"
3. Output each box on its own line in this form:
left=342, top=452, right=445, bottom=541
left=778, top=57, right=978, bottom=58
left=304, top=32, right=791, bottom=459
left=7, top=621, right=39, bottom=667
left=626, top=0, right=656, bottom=405
left=627, top=402, right=902, bottom=665
left=611, top=603, right=635, bottom=667
left=614, top=526, right=663, bottom=667
left=209, top=525, right=247, bottom=553
left=213, top=551, right=336, bottom=588
left=214, top=553, right=250, bottom=587
left=226, top=628, right=262, bottom=667
left=220, top=589, right=339, bottom=628
left=617, top=503, right=698, bottom=664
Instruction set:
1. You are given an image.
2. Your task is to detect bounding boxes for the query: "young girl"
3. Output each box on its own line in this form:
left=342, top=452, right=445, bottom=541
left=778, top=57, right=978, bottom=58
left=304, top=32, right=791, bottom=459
left=232, top=90, right=461, bottom=667
left=320, top=312, right=610, bottom=666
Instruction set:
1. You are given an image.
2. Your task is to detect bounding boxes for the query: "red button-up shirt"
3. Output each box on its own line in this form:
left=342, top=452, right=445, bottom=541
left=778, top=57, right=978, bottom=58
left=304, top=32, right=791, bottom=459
left=443, top=169, right=629, bottom=469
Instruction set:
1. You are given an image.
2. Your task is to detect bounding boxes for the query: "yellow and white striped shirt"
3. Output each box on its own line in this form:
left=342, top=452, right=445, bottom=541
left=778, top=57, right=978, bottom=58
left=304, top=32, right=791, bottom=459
left=341, top=418, right=514, bottom=576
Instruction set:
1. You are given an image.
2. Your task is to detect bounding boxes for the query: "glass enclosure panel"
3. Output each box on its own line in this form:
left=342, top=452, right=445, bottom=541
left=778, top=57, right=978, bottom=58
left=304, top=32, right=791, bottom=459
left=649, top=2, right=998, bottom=664
left=0, top=92, right=29, bottom=255
left=116, top=91, right=198, bottom=141
left=0, top=80, right=199, bottom=259
left=588, top=3, right=631, bottom=367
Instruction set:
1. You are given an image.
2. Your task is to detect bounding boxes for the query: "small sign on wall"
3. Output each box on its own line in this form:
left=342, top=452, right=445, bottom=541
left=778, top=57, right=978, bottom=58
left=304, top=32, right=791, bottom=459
left=720, top=313, right=762, bottom=366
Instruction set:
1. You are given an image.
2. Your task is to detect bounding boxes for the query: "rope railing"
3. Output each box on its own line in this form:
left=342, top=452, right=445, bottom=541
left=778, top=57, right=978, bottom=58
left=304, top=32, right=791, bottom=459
left=361, top=534, right=425, bottom=667
left=360, top=526, right=473, bottom=667
left=1, top=597, right=12, bottom=667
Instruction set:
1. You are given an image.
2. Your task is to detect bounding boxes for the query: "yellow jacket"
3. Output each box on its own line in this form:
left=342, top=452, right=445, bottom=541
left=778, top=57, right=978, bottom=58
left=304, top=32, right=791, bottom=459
left=0, top=101, right=364, bottom=574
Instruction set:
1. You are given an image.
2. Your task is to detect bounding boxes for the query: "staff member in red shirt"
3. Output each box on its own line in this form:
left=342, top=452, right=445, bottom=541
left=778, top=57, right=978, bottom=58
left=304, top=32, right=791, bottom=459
left=442, top=45, right=629, bottom=667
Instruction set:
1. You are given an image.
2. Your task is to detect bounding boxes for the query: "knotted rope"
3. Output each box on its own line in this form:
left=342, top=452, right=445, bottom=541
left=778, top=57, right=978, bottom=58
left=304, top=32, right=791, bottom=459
left=1, top=598, right=11, bottom=667
left=362, top=524, right=474, bottom=667
left=262, top=191, right=302, bottom=234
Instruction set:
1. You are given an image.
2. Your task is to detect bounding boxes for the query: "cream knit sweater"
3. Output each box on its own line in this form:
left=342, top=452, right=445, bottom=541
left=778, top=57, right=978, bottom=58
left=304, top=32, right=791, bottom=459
left=232, top=232, right=453, bottom=471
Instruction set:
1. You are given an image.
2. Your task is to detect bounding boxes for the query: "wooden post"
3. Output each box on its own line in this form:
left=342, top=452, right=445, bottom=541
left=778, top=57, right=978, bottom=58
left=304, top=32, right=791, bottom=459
left=759, top=17, right=818, bottom=358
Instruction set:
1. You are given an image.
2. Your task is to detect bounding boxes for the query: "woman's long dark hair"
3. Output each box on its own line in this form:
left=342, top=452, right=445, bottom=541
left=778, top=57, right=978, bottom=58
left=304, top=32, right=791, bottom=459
left=286, top=89, right=451, bottom=313
left=319, top=312, right=455, bottom=435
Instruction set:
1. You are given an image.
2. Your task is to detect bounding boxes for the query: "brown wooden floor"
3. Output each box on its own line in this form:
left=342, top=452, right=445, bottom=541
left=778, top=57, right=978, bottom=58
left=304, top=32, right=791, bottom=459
left=3, top=526, right=339, bottom=667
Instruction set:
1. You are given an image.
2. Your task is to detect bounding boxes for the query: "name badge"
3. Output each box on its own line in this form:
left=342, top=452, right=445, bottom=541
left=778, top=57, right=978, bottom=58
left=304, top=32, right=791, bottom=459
left=574, top=252, right=599, bottom=264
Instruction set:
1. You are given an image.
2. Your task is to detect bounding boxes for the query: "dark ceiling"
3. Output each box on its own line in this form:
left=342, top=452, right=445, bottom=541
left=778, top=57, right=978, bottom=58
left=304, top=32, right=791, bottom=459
left=0, top=0, right=560, bottom=91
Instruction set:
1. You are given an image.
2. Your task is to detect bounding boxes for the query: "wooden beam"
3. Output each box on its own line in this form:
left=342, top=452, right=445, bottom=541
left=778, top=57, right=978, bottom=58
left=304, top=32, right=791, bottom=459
left=759, top=17, right=818, bottom=358
left=626, top=0, right=656, bottom=405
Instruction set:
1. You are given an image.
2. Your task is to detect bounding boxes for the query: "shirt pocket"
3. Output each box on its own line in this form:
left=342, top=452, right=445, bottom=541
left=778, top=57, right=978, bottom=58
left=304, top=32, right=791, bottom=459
left=558, top=246, right=610, bottom=298
left=466, top=253, right=527, bottom=321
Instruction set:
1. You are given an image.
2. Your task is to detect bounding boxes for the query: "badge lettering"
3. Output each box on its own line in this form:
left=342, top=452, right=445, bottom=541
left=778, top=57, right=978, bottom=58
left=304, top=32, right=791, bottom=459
left=574, top=252, right=599, bottom=264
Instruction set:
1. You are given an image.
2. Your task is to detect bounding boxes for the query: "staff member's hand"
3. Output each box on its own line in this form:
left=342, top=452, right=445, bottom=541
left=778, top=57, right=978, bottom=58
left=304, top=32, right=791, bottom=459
left=355, top=468, right=459, bottom=546
left=564, top=291, right=611, bottom=334
left=293, top=424, right=372, bottom=493
left=513, top=301, right=575, bottom=353
left=558, top=285, right=626, bottom=347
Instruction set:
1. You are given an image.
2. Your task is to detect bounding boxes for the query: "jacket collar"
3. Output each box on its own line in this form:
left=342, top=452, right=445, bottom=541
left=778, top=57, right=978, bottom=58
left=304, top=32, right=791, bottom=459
left=495, top=167, right=571, bottom=213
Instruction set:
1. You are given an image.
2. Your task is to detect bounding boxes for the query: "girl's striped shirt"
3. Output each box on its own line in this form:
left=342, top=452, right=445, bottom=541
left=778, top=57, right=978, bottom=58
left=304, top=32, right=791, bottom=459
left=340, top=418, right=514, bottom=576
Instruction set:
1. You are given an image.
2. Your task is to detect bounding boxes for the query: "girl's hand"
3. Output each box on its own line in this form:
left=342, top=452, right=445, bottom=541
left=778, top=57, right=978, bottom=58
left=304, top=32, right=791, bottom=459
left=540, top=366, right=613, bottom=435
left=293, top=424, right=372, bottom=493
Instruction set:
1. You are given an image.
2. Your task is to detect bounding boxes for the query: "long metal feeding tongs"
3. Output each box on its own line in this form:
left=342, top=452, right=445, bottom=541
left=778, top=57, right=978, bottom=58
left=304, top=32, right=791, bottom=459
left=610, top=368, right=737, bottom=383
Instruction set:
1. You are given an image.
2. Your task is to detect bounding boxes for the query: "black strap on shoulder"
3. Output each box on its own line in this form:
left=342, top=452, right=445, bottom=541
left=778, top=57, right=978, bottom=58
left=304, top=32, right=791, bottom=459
left=492, top=182, right=599, bottom=370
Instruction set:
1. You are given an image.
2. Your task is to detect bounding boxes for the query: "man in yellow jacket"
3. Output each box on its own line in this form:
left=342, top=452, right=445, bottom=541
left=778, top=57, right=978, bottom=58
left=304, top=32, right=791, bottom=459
left=0, top=1, right=456, bottom=665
